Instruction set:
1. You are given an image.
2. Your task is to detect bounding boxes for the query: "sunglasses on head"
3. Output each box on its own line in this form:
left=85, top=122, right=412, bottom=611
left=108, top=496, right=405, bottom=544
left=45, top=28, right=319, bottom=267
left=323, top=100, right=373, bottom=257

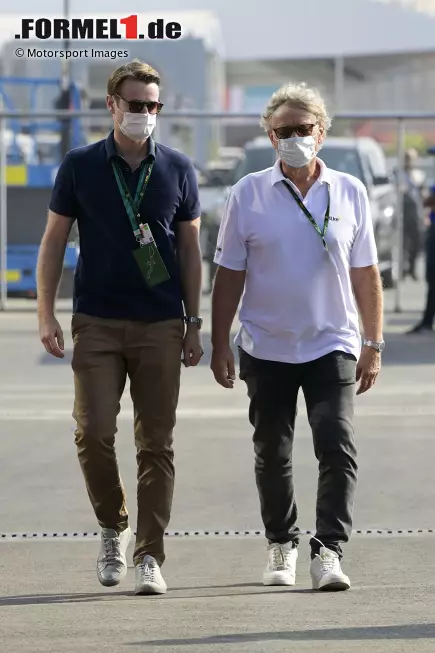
left=274, top=123, right=316, bottom=139
left=115, top=93, right=164, bottom=114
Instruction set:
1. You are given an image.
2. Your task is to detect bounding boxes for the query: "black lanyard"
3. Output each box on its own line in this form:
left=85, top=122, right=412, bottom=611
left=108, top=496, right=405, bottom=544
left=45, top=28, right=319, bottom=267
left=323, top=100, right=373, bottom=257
left=111, top=158, right=154, bottom=237
left=283, top=180, right=330, bottom=251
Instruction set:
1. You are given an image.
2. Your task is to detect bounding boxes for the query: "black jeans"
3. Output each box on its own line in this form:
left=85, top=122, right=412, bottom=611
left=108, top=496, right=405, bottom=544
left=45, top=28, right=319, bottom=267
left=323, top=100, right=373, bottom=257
left=422, top=225, right=435, bottom=327
left=239, top=348, right=358, bottom=559
left=422, top=281, right=435, bottom=327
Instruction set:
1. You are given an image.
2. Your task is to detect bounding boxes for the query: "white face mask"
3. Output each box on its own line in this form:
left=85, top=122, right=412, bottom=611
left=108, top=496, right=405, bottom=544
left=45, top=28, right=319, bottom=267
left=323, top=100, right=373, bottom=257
left=118, top=111, right=156, bottom=142
left=277, top=135, right=317, bottom=168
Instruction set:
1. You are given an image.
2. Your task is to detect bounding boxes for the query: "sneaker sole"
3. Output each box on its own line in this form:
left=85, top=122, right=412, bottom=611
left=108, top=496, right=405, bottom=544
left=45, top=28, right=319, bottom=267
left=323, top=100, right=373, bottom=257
left=134, top=583, right=167, bottom=596
left=315, top=580, right=351, bottom=592
left=98, top=576, right=122, bottom=588
left=263, top=572, right=296, bottom=586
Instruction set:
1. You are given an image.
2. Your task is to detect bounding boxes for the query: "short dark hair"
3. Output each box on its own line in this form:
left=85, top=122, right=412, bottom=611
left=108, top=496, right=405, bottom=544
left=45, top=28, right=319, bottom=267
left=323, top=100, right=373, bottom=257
left=107, top=59, right=160, bottom=95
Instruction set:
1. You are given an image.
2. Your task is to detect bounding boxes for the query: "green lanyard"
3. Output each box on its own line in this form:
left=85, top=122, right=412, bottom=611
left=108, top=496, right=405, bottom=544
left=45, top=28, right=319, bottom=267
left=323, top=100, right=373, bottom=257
left=111, top=158, right=154, bottom=238
left=283, top=181, right=330, bottom=252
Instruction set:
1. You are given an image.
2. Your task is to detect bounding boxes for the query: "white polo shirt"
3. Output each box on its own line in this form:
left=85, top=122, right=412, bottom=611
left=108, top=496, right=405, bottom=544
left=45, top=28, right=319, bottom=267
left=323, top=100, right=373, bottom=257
left=214, top=158, right=378, bottom=364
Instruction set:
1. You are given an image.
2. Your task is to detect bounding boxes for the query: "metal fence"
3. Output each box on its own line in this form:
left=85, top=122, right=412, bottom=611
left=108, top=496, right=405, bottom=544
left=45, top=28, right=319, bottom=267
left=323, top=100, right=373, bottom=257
left=1, top=108, right=435, bottom=313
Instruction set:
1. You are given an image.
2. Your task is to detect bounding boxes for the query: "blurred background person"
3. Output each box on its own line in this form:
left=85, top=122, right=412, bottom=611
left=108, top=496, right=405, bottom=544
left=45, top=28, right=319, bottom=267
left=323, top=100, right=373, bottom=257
left=401, top=148, right=426, bottom=281
left=407, top=181, right=435, bottom=333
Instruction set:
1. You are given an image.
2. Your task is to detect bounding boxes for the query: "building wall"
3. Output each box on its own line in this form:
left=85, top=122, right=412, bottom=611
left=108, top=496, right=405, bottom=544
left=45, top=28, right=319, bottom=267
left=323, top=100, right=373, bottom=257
left=342, top=55, right=435, bottom=112
left=226, top=54, right=435, bottom=114
left=223, top=53, right=435, bottom=147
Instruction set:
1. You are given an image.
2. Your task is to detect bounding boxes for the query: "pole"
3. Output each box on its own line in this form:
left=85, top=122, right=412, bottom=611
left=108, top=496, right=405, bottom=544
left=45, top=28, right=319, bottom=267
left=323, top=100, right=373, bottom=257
left=60, top=0, right=71, bottom=156
left=0, top=95, right=7, bottom=311
left=2, top=110, right=435, bottom=121
left=334, top=56, right=345, bottom=111
left=394, top=118, right=406, bottom=313
left=63, top=0, right=71, bottom=92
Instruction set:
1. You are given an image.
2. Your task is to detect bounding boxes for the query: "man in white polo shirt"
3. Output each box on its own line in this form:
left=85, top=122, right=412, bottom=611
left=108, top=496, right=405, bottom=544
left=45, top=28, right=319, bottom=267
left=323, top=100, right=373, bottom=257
left=210, top=82, right=384, bottom=592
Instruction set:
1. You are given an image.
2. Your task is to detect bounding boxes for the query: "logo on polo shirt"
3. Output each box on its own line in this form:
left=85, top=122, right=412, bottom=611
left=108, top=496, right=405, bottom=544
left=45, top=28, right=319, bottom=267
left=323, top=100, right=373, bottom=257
left=330, top=215, right=341, bottom=222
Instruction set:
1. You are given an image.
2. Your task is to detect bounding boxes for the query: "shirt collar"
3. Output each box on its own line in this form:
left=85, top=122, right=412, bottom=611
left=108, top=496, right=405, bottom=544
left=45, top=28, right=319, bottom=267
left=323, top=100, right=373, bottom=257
left=105, top=129, right=156, bottom=161
left=271, top=156, right=331, bottom=187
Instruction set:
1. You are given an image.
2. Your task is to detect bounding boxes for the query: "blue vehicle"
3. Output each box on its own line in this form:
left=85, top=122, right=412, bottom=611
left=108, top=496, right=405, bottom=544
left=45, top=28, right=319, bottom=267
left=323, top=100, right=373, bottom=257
left=1, top=77, right=86, bottom=297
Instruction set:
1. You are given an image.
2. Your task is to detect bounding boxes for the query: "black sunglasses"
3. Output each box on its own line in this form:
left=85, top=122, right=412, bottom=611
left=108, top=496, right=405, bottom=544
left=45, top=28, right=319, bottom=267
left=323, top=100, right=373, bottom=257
left=274, top=123, right=316, bottom=139
left=115, top=93, right=164, bottom=114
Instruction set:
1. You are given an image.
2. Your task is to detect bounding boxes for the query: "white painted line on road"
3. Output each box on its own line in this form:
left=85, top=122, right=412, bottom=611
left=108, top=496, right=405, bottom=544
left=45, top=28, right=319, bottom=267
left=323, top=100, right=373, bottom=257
left=0, top=393, right=76, bottom=400
left=2, top=405, right=435, bottom=420
left=0, top=386, right=83, bottom=391
left=0, top=389, right=247, bottom=400
left=0, top=407, right=248, bottom=420
left=3, top=384, right=435, bottom=397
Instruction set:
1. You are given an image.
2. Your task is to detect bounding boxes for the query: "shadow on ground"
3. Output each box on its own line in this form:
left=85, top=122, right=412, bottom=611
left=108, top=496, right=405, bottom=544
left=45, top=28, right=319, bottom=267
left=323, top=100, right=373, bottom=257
left=127, top=623, right=435, bottom=646
left=0, top=585, right=314, bottom=606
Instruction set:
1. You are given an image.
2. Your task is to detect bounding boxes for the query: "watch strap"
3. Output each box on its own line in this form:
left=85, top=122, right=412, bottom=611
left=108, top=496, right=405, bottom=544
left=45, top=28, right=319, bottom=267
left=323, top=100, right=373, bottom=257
left=363, top=339, right=385, bottom=352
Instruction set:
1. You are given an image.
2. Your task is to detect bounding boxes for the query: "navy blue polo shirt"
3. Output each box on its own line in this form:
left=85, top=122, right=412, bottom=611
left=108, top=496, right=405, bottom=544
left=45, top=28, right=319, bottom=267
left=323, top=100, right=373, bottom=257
left=49, top=130, right=200, bottom=321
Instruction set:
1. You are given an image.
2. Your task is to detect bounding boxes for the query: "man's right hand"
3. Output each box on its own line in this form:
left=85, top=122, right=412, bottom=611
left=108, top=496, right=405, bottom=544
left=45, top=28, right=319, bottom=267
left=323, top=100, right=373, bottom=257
left=39, top=315, right=65, bottom=359
left=211, top=345, right=236, bottom=389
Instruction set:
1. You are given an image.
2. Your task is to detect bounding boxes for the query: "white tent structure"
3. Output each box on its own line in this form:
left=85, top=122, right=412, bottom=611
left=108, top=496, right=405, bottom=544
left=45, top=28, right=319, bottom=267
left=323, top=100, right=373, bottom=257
left=1, top=1, right=435, bottom=148
left=2, top=2, right=435, bottom=113
left=128, top=0, right=435, bottom=146
left=91, top=0, right=435, bottom=61
left=378, top=0, right=435, bottom=15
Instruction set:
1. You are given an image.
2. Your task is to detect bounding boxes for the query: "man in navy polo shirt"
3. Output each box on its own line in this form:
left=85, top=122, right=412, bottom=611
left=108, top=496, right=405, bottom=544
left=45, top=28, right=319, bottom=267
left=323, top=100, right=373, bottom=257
left=36, top=60, right=203, bottom=595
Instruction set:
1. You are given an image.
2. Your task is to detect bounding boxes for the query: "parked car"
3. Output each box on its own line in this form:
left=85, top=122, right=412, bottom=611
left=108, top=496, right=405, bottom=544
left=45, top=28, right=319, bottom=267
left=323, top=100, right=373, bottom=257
left=205, top=136, right=397, bottom=290
left=193, top=164, right=231, bottom=271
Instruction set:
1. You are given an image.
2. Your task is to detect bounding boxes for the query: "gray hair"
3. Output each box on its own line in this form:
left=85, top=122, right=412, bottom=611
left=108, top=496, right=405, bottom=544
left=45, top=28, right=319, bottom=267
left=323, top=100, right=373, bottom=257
left=260, top=82, right=332, bottom=133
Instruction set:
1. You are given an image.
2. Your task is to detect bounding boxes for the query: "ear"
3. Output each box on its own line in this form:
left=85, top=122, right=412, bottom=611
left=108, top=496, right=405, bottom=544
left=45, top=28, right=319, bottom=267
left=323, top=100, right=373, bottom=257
left=268, top=130, right=278, bottom=150
left=317, top=125, right=326, bottom=148
left=106, top=94, right=116, bottom=115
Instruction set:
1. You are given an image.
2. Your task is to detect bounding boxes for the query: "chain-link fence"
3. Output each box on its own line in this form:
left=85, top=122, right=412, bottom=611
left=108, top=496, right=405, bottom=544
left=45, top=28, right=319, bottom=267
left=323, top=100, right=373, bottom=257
left=1, top=108, right=435, bottom=311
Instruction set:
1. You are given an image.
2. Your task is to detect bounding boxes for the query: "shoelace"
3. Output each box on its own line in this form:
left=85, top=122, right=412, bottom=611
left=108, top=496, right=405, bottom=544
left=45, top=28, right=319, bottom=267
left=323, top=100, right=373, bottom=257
left=139, top=560, right=157, bottom=583
left=271, top=545, right=293, bottom=570
left=317, top=551, right=339, bottom=572
left=103, top=537, right=121, bottom=565
left=311, top=536, right=339, bottom=573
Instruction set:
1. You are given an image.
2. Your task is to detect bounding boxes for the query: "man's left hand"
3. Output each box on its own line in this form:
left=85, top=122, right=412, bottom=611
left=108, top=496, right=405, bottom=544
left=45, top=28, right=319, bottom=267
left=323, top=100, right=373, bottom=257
left=183, top=326, right=204, bottom=367
left=356, top=347, right=381, bottom=395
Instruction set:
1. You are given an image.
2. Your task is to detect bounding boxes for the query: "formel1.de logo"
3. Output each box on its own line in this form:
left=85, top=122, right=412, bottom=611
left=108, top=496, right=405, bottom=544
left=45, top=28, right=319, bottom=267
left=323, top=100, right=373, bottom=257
left=15, top=16, right=182, bottom=40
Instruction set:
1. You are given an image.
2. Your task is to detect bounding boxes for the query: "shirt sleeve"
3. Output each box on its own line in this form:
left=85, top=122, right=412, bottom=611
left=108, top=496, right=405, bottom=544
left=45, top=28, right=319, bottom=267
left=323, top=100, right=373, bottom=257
left=48, top=153, right=77, bottom=219
left=350, top=184, right=379, bottom=268
left=213, top=188, right=247, bottom=271
left=175, top=159, right=201, bottom=222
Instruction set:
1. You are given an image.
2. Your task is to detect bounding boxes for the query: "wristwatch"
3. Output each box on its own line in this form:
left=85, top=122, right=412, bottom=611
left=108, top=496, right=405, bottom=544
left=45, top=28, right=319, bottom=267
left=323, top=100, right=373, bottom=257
left=184, top=316, right=203, bottom=329
left=363, top=338, right=385, bottom=352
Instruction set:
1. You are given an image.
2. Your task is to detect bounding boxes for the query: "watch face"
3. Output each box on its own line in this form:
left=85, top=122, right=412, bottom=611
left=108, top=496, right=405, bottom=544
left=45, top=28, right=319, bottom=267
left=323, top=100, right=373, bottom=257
left=186, top=317, right=202, bottom=327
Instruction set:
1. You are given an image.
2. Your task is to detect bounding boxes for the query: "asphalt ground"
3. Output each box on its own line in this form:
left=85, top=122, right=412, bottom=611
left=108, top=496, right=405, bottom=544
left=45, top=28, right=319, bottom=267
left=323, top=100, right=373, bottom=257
left=0, top=267, right=434, bottom=652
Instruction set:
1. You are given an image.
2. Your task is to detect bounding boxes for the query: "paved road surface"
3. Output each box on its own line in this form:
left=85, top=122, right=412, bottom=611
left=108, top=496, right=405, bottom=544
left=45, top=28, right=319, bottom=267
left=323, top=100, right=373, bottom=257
left=0, top=275, right=434, bottom=651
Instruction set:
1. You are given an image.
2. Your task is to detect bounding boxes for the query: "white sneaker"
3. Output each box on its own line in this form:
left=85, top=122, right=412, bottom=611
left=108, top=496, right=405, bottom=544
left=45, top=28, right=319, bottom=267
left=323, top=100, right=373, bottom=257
left=263, top=542, right=298, bottom=586
left=96, top=526, right=131, bottom=587
left=310, top=546, right=351, bottom=591
left=134, top=555, right=167, bottom=595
